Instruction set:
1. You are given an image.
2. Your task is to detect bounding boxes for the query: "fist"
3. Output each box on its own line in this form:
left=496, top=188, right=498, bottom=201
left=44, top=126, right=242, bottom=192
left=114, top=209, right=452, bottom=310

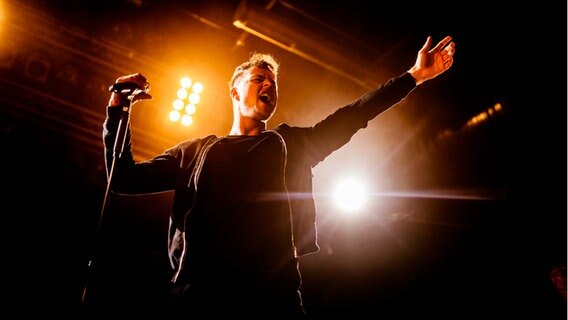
left=108, top=73, right=152, bottom=106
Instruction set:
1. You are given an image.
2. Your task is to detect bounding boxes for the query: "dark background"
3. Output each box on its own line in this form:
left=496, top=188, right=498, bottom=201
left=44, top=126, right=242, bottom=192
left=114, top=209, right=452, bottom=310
left=1, top=0, right=565, bottom=317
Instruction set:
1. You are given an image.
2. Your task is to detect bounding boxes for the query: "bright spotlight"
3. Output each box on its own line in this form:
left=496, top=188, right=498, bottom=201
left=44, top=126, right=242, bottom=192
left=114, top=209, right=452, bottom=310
left=333, top=179, right=367, bottom=213
left=192, top=82, right=204, bottom=93
left=169, top=110, right=181, bottom=122
left=181, top=114, right=193, bottom=126
left=185, top=103, right=196, bottom=115
left=171, top=76, right=204, bottom=125
left=189, top=92, right=200, bottom=105
left=181, top=77, right=192, bottom=89
left=177, top=88, right=188, bottom=99
left=172, top=99, right=184, bottom=110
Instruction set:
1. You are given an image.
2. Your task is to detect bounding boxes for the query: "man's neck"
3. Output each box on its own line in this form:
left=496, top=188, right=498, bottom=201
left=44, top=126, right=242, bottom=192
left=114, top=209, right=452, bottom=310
left=230, top=119, right=266, bottom=136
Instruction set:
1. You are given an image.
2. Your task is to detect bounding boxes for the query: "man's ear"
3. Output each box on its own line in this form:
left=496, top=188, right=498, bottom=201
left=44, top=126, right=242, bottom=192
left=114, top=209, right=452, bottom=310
left=230, top=87, right=239, bottom=100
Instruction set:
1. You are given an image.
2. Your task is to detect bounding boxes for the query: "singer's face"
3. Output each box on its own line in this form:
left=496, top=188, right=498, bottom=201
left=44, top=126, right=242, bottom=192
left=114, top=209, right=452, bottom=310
left=234, top=67, right=278, bottom=121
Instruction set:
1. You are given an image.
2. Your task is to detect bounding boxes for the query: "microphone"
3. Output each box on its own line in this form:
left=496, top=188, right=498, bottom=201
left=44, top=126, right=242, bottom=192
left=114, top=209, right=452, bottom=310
left=109, top=82, right=150, bottom=95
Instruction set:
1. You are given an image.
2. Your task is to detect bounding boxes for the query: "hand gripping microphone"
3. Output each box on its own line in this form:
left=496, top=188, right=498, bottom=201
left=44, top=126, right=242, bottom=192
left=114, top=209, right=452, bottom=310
left=108, top=81, right=150, bottom=95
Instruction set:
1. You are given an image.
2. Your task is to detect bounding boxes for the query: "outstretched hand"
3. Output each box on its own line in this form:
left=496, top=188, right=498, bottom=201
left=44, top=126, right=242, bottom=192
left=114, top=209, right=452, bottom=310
left=108, top=73, right=153, bottom=107
left=408, top=36, right=455, bottom=85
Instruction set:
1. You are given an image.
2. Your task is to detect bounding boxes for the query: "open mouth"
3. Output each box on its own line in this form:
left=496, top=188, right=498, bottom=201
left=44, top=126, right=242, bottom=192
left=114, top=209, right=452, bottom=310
left=259, top=93, right=271, bottom=104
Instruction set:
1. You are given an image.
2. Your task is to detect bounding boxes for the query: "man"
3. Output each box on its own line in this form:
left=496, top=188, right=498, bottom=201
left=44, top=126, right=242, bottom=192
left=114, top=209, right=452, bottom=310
left=103, top=35, right=455, bottom=318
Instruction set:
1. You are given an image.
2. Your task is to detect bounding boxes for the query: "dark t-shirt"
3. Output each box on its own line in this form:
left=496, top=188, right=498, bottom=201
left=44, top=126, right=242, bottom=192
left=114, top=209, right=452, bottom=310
left=185, top=132, right=296, bottom=280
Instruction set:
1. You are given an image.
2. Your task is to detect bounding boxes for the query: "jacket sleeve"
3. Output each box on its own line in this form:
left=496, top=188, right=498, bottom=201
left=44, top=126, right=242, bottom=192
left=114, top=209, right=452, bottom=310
left=276, top=73, right=416, bottom=257
left=304, top=72, right=417, bottom=166
left=102, top=105, right=181, bottom=194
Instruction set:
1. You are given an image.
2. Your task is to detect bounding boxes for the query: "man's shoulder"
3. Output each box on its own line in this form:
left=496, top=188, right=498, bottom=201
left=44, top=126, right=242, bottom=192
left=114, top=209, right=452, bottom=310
left=168, top=134, right=218, bottom=153
left=179, top=134, right=217, bottom=147
left=274, top=123, right=291, bottom=130
left=272, top=123, right=314, bottom=148
left=274, top=123, right=303, bottom=133
left=273, top=123, right=313, bottom=136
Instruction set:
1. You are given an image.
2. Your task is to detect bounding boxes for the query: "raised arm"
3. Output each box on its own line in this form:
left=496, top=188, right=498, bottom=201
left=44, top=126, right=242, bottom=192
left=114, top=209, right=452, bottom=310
left=103, top=73, right=181, bottom=194
left=283, top=35, right=456, bottom=166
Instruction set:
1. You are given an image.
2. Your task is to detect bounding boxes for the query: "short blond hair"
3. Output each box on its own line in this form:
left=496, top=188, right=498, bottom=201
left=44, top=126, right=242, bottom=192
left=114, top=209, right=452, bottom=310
left=230, top=52, right=279, bottom=88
